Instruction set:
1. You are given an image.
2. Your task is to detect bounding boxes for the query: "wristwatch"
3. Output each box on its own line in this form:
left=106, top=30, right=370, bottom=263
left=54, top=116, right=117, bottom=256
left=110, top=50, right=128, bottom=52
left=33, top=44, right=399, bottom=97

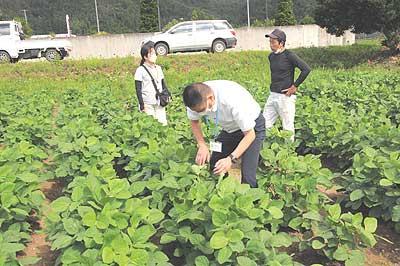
left=229, top=154, right=239, bottom=164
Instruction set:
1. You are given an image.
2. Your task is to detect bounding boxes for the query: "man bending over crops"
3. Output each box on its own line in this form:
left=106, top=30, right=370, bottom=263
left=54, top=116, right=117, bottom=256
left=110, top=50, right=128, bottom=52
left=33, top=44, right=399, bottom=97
left=264, top=29, right=311, bottom=141
left=182, top=80, right=266, bottom=188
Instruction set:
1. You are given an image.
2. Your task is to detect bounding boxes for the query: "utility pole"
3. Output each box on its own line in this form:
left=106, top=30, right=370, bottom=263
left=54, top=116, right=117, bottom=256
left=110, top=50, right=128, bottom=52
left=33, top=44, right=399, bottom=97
left=247, top=0, right=250, bottom=28
left=94, top=0, right=100, bottom=33
left=265, top=0, right=268, bottom=20
left=66, top=15, right=71, bottom=37
left=157, top=0, right=161, bottom=31
left=21, top=9, right=28, bottom=24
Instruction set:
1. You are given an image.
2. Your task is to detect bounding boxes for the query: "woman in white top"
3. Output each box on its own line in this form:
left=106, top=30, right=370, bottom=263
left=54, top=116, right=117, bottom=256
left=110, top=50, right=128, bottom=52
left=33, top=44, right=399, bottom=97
left=134, top=41, right=170, bottom=125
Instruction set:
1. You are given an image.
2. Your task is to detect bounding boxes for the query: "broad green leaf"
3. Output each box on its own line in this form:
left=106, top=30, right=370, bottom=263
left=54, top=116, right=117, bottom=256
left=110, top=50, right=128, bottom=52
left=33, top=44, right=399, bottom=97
left=246, top=239, right=265, bottom=253
left=237, top=256, right=257, bottom=266
left=227, top=229, right=244, bottom=243
left=60, top=247, right=81, bottom=264
left=345, top=250, right=365, bottom=266
left=380, top=179, right=393, bottom=187
left=229, top=241, right=245, bottom=252
left=81, top=208, right=97, bottom=227
left=311, top=239, right=325, bottom=249
left=189, top=234, right=205, bottom=245
left=333, top=246, right=349, bottom=261
left=209, top=195, right=233, bottom=212
left=146, top=209, right=164, bottom=224
left=111, top=235, right=129, bottom=255
left=328, top=204, right=341, bottom=221
left=160, top=233, right=176, bottom=244
left=360, top=230, right=377, bottom=247
left=271, top=232, right=292, bottom=247
left=3, top=243, right=25, bottom=253
left=195, top=255, right=210, bottom=266
left=268, top=206, right=284, bottom=219
left=130, top=249, right=149, bottom=266
left=18, top=173, right=38, bottom=183
left=50, top=197, right=71, bottom=213
left=212, top=211, right=227, bottom=226
left=51, top=235, right=73, bottom=250
left=303, top=211, right=323, bottom=221
left=130, top=225, right=156, bottom=243
left=364, top=217, right=377, bottom=233
left=363, top=147, right=376, bottom=158
left=218, top=177, right=237, bottom=196
left=17, top=256, right=41, bottom=266
left=350, top=189, right=364, bottom=201
left=210, top=231, right=229, bottom=249
left=63, top=218, right=81, bottom=235
left=392, top=205, right=400, bottom=222
left=102, top=247, right=115, bottom=264
left=288, top=217, right=303, bottom=230
left=217, top=246, right=232, bottom=264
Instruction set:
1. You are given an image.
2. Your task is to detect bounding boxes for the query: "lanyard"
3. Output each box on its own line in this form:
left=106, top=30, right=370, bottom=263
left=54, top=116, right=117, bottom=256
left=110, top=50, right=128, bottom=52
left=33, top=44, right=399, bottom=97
left=205, top=92, right=219, bottom=139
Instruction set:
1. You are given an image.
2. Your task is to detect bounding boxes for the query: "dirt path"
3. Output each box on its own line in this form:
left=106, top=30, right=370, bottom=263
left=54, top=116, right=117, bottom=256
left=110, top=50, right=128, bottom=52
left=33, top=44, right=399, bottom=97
left=18, top=103, right=63, bottom=266
left=18, top=180, right=64, bottom=265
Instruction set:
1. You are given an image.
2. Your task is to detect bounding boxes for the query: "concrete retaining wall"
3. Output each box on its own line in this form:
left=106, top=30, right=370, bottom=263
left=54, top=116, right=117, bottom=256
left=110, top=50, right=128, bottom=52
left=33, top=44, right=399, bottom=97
left=62, top=25, right=355, bottom=59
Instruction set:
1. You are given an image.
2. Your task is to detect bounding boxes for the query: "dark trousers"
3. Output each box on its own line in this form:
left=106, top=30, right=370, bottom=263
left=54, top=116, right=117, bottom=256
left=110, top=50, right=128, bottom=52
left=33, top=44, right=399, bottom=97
left=210, top=113, right=266, bottom=188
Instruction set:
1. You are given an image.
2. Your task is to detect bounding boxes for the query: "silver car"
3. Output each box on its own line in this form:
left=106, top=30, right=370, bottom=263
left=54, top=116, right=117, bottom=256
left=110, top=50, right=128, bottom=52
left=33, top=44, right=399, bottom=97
left=142, top=20, right=237, bottom=56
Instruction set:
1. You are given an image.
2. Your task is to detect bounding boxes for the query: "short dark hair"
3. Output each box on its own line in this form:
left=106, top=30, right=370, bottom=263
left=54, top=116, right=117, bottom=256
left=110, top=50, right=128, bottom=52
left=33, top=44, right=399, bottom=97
left=140, top=41, right=155, bottom=65
left=182, top=83, right=211, bottom=108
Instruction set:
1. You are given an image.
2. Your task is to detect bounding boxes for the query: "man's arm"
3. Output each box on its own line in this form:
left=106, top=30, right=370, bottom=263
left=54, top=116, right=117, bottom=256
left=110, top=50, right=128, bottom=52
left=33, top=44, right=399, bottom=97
left=191, top=120, right=207, bottom=147
left=213, top=129, right=256, bottom=175
left=288, top=52, right=311, bottom=87
left=191, top=120, right=210, bottom=165
left=231, top=129, right=255, bottom=159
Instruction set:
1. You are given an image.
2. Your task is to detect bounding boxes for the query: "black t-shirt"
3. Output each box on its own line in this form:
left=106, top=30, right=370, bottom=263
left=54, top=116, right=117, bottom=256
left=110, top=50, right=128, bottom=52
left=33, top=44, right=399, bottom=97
left=268, top=50, right=311, bottom=93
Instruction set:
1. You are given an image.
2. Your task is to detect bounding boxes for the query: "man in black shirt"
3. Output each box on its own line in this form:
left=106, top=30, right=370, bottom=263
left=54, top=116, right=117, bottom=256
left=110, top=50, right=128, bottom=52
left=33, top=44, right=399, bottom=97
left=264, top=29, right=311, bottom=141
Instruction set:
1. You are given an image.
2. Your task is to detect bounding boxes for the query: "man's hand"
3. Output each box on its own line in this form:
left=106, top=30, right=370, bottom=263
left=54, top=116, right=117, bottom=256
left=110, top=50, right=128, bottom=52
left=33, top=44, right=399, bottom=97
left=196, top=143, right=210, bottom=166
left=214, top=157, right=232, bottom=175
left=282, top=85, right=297, bottom=96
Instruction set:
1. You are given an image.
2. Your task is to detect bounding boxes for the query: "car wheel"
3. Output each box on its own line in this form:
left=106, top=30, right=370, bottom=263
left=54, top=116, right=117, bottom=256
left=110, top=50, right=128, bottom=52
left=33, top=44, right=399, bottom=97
left=155, top=43, right=169, bottom=56
left=0, top=51, right=11, bottom=64
left=45, top=49, right=62, bottom=62
left=212, top=40, right=226, bottom=53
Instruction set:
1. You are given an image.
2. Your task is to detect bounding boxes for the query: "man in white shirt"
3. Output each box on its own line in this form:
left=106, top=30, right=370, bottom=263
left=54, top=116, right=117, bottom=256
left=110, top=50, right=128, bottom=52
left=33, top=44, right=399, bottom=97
left=183, top=80, right=266, bottom=188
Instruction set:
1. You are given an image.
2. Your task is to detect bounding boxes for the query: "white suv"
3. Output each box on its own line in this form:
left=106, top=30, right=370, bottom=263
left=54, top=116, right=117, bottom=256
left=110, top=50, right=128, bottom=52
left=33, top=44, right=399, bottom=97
left=142, top=20, right=237, bottom=56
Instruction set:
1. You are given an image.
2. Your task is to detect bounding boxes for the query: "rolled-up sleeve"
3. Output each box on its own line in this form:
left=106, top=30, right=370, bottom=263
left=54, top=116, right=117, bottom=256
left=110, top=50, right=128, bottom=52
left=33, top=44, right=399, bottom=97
left=187, top=107, right=201, bottom=121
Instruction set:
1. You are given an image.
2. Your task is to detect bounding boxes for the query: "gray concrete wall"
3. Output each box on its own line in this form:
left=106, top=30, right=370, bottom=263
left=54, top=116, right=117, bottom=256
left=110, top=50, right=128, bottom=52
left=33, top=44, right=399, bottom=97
left=64, top=25, right=355, bottom=59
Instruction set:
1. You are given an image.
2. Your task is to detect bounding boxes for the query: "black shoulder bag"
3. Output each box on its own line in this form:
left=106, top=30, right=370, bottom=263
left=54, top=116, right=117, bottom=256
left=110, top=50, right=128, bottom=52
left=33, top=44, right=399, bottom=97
left=141, top=65, right=170, bottom=107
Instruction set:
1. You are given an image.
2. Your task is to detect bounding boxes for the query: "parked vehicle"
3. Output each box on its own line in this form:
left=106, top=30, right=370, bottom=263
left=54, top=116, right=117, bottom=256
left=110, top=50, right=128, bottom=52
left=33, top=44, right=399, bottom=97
left=142, top=20, right=237, bottom=56
left=0, top=21, right=72, bottom=63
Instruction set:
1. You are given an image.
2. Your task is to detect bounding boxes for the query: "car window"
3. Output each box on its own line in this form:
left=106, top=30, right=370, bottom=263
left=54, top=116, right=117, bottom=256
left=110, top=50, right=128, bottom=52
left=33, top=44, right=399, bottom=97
left=196, top=22, right=213, bottom=32
left=0, top=24, right=10, bottom=35
left=170, top=24, right=193, bottom=34
left=213, top=22, right=232, bottom=30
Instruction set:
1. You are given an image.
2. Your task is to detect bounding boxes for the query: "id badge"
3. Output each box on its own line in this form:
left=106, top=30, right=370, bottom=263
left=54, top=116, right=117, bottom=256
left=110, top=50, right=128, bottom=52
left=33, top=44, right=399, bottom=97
left=210, top=141, right=222, bottom=153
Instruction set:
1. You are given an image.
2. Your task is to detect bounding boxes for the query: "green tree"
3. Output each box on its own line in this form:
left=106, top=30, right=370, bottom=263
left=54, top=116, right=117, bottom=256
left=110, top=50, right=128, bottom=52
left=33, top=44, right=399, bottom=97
left=13, top=17, right=33, bottom=37
left=300, top=15, right=315, bottom=25
left=252, top=19, right=276, bottom=27
left=275, top=0, right=297, bottom=26
left=139, top=0, right=158, bottom=32
left=315, top=0, right=400, bottom=53
left=191, top=8, right=214, bottom=20
left=162, top=18, right=181, bottom=31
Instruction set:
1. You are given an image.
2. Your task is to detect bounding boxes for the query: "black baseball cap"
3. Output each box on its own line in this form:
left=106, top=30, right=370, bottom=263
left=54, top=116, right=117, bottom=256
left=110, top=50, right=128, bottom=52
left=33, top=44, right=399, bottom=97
left=265, top=29, right=286, bottom=42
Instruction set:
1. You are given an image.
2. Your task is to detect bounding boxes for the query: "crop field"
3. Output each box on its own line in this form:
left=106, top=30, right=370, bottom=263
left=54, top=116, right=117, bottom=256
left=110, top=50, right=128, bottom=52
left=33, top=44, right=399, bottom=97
left=0, top=42, right=399, bottom=266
